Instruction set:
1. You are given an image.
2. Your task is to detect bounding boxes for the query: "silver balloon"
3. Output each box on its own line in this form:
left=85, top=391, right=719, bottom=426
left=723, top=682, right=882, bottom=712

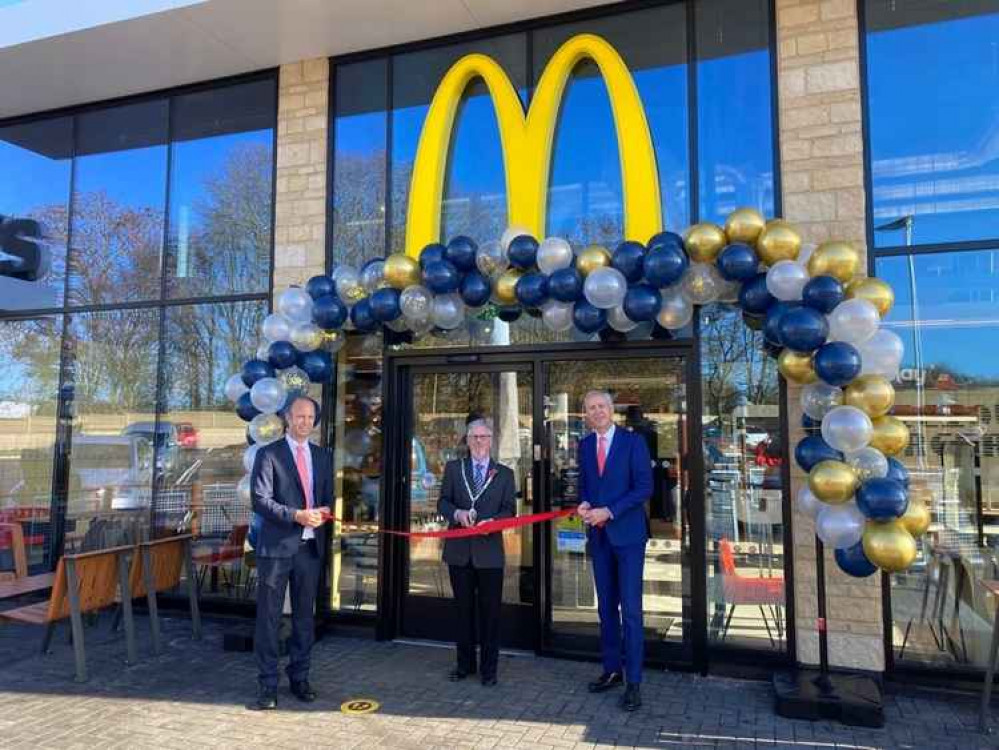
left=334, top=266, right=365, bottom=305
left=845, top=446, right=889, bottom=481
left=501, top=225, right=531, bottom=252
left=800, top=381, right=844, bottom=421
left=385, top=317, right=410, bottom=333
left=261, top=313, right=291, bottom=343
left=816, top=501, right=866, bottom=549
left=323, top=329, right=346, bottom=353
left=821, top=405, right=874, bottom=453
left=248, top=413, right=284, bottom=445
left=225, top=373, right=249, bottom=403
left=828, top=298, right=880, bottom=346
left=236, top=474, right=252, bottom=505
left=656, top=286, right=694, bottom=330
left=857, top=328, right=904, bottom=378
left=541, top=301, right=574, bottom=332
left=431, top=293, right=465, bottom=330
left=242, top=445, right=260, bottom=474
left=797, top=485, right=823, bottom=520
left=584, top=267, right=628, bottom=309
left=360, top=260, right=386, bottom=293
left=400, top=285, right=433, bottom=322
left=278, top=366, right=310, bottom=393
left=607, top=305, right=638, bottom=332
left=277, top=287, right=313, bottom=323
left=409, top=316, right=435, bottom=337
left=765, top=260, right=809, bottom=302
left=717, top=278, right=741, bottom=304
left=475, top=239, right=508, bottom=278
left=680, top=263, right=722, bottom=305
left=290, top=322, right=322, bottom=352
left=536, top=237, right=574, bottom=275
left=250, top=377, right=288, bottom=414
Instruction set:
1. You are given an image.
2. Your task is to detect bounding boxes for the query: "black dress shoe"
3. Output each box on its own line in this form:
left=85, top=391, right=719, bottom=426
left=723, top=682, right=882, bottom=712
left=247, top=687, right=278, bottom=711
left=449, top=668, right=475, bottom=681
left=290, top=680, right=317, bottom=702
left=620, top=683, right=641, bottom=711
left=587, top=671, right=623, bottom=693
left=480, top=675, right=497, bottom=687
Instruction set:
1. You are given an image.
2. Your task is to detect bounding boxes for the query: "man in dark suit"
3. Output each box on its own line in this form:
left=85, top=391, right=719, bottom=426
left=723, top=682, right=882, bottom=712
left=578, top=390, right=652, bottom=712
left=438, top=418, right=516, bottom=686
left=248, top=395, right=331, bottom=710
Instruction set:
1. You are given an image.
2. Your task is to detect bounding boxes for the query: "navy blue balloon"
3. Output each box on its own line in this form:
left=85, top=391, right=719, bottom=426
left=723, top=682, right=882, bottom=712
left=515, top=272, right=549, bottom=308
left=459, top=271, right=492, bottom=307
left=246, top=428, right=256, bottom=446
left=267, top=340, right=298, bottom=370
left=313, top=294, right=348, bottom=330
left=802, top=414, right=823, bottom=436
left=612, top=241, right=646, bottom=283
left=623, top=284, right=661, bottom=322
left=763, top=301, right=796, bottom=347
left=777, top=305, right=828, bottom=353
left=716, top=244, right=759, bottom=282
left=857, top=477, right=909, bottom=520
left=647, top=231, right=684, bottom=253
left=305, top=274, right=335, bottom=300
left=236, top=392, right=260, bottom=422
left=886, top=457, right=910, bottom=489
left=795, top=435, right=844, bottom=472
left=548, top=267, right=584, bottom=302
left=445, top=235, right=478, bottom=272
left=813, top=341, right=862, bottom=386
left=419, top=243, right=447, bottom=268
left=835, top=542, right=878, bottom=578
left=422, top=260, right=460, bottom=294
left=643, top=245, right=688, bottom=287
left=497, top=305, right=522, bottom=323
left=508, top=235, right=539, bottom=270
left=299, top=350, right=333, bottom=383
left=740, top=273, right=777, bottom=316
left=350, top=297, right=378, bottom=332
left=802, top=275, right=845, bottom=314
left=573, top=301, right=606, bottom=334
left=241, top=358, right=275, bottom=388
left=369, top=287, right=402, bottom=322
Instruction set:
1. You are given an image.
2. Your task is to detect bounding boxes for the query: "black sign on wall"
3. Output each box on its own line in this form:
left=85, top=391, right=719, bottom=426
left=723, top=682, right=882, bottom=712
left=0, top=215, right=46, bottom=281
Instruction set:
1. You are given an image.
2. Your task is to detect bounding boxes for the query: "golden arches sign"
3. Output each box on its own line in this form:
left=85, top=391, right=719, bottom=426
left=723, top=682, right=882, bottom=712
left=404, top=33, right=662, bottom=258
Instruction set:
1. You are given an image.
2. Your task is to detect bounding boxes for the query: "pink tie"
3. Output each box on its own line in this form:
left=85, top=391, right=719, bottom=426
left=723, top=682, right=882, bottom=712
left=597, top=435, right=607, bottom=476
left=295, top=444, right=312, bottom=509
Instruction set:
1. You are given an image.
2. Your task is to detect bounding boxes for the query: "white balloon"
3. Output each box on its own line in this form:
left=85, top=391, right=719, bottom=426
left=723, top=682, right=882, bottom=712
left=766, top=260, right=809, bottom=301
left=476, top=240, right=508, bottom=278
left=584, top=267, right=628, bottom=309
left=242, top=445, right=260, bottom=474
left=277, top=287, right=313, bottom=323
left=797, top=485, right=824, bottom=520
left=236, top=474, right=252, bottom=505
left=335, top=267, right=365, bottom=305
left=541, top=301, right=574, bottom=332
left=800, top=381, right=844, bottom=421
left=680, top=263, right=722, bottom=305
left=857, top=328, right=904, bottom=378
left=225, top=373, right=249, bottom=403
left=431, top=293, right=465, bottom=330
left=798, top=242, right=817, bottom=268
left=844, top=446, right=889, bottom=481
left=828, top=298, right=880, bottom=345
left=816, top=501, right=866, bottom=549
left=249, top=413, right=284, bottom=445
left=656, top=286, right=694, bottom=330
left=607, top=305, right=638, bottom=332
left=501, top=226, right=531, bottom=252
left=821, top=405, right=874, bottom=453
left=250, top=377, right=288, bottom=414
left=261, top=313, right=291, bottom=343
left=536, top=237, right=574, bottom=275
left=290, top=322, right=322, bottom=352
left=400, top=285, right=433, bottom=322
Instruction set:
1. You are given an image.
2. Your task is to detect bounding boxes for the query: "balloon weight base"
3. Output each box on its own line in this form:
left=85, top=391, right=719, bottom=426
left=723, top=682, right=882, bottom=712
left=773, top=669, right=884, bottom=728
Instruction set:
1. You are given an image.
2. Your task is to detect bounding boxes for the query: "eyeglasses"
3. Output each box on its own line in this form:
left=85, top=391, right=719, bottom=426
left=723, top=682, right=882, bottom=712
left=468, top=434, right=493, bottom=440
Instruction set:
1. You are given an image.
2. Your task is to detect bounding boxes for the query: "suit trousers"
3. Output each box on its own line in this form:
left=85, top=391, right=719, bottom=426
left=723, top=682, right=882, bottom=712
left=448, top=563, right=503, bottom=678
left=590, top=529, right=646, bottom=684
left=255, top=539, right=321, bottom=690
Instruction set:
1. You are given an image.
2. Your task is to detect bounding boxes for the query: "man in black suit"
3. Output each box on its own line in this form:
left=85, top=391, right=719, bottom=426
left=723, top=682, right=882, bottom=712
left=438, top=418, right=515, bottom=686
left=248, top=395, right=331, bottom=710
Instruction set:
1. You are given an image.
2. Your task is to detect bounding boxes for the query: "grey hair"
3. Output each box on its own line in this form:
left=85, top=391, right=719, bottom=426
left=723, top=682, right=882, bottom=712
left=583, top=390, right=614, bottom=408
left=465, top=418, right=494, bottom=437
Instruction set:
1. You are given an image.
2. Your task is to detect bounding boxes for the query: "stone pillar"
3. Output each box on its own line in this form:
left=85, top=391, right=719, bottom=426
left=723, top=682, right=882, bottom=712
left=776, top=0, right=884, bottom=671
left=273, top=58, right=329, bottom=299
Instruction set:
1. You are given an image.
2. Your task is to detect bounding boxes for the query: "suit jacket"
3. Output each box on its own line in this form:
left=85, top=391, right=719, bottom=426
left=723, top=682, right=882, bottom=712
left=251, top=439, right=332, bottom=558
left=437, top=458, right=516, bottom=569
left=578, top=428, right=652, bottom=547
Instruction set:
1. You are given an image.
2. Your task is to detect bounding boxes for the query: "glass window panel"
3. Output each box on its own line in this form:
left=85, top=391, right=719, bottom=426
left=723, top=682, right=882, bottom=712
left=68, top=101, right=168, bottom=305
left=63, top=309, right=158, bottom=552
left=700, top=304, right=787, bottom=652
left=0, top=317, right=61, bottom=573
left=332, top=59, right=388, bottom=267
left=166, top=78, right=276, bottom=298
left=866, top=1, right=999, bottom=247
left=0, top=119, right=72, bottom=310
left=877, top=250, right=999, bottom=670
left=696, top=0, right=774, bottom=224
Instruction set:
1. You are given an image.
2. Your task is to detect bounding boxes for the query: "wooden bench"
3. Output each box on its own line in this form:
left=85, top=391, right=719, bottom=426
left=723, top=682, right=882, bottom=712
left=0, top=544, right=138, bottom=682
left=131, top=534, right=201, bottom=654
left=0, top=522, right=54, bottom=598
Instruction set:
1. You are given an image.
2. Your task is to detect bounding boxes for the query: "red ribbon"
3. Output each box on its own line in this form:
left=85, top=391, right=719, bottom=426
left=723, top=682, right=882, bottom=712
left=319, top=508, right=576, bottom=538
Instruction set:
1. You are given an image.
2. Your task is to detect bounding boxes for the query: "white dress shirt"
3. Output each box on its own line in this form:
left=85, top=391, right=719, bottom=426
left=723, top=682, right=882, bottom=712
left=286, top=435, right=314, bottom=540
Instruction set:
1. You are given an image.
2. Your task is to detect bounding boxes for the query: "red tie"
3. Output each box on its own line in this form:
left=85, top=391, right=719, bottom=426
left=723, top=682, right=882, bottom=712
left=295, top=444, right=312, bottom=508
left=597, top=434, right=607, bottom=476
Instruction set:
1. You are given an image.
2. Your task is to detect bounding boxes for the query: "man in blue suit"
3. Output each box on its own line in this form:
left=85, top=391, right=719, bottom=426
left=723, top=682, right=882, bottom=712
left=248, top=395, right=331, bottom=711
left=578, top=390, right=652, bottom=712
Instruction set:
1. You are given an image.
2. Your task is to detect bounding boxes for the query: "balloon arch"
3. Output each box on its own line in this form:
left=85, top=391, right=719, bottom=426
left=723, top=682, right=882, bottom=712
left=225, top=207, right=929, bottom=578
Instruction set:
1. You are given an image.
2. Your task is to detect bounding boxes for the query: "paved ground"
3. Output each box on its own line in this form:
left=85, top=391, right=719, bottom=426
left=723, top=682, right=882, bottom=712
left=0, top=612, right=994, bottom=749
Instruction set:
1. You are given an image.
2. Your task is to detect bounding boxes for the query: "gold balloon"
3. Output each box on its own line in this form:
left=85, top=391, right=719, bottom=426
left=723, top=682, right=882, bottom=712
left=383, top=253, right=421, bottom=289
left=808, top=460, right=859, bottom=505
left=862, top=520, right=917, bottom=573
left=756, top=220, right=802, bottom=265
left=847, top=277, right=895, bottom=317
left=778, top=349, right=817, bottom=384
left=683, top=223, right=727, bottom=263
left=807, top=241, right=860, bottom=283
left=494, top=268, right=523, bottom=305
left=869, top=416, right=910, bottom=456
left=900, top=496, right=931, bottom=538
left=724, top=208, right=767, bottom=245
left=844, top=276, right=866, bottom=295
left=576, top=245, right=611, bottom=277
left=844, top=375, right=895, bottom=418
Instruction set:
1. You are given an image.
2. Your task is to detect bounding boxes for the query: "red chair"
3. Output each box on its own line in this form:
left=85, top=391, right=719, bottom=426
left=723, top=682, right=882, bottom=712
left=718, top=537, right=785, bottom=647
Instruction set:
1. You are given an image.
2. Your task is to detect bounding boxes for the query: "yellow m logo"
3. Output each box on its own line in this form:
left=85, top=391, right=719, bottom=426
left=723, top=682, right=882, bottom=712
left=405, top=33, right=662, bottom=258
